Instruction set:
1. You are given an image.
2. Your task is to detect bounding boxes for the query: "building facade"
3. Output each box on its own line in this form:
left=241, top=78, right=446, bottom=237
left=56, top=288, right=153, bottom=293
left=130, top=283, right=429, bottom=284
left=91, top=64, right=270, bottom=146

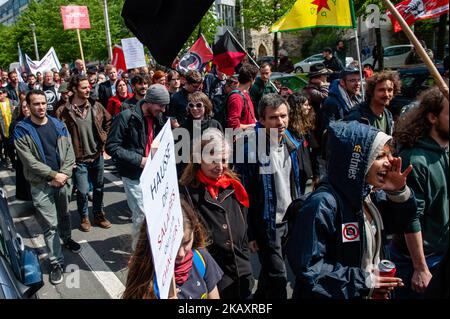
left=0, top=0, right=33, bottom=26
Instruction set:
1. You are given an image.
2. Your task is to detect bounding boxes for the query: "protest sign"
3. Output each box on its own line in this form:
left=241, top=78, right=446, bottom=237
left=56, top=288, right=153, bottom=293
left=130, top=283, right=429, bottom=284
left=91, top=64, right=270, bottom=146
left=121, top=37, right=147, bottom=69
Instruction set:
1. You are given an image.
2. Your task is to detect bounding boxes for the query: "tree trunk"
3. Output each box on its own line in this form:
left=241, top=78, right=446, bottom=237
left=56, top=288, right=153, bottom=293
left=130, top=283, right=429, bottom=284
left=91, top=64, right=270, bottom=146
left=376, top=27, right=383, bottom=70
left=436, top=13, right=448, bottom=61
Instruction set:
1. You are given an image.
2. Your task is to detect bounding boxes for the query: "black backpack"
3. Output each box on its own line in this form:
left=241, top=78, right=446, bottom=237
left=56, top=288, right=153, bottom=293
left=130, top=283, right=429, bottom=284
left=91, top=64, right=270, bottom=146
left=213, top=89, right=248, bottom=129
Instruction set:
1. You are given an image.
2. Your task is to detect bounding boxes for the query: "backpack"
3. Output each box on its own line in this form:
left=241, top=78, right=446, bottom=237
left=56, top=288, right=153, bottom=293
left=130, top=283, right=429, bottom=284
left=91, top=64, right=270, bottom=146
left=153, top=248, right=207, bottom=299
left=213, top=89, right=248, bottom=129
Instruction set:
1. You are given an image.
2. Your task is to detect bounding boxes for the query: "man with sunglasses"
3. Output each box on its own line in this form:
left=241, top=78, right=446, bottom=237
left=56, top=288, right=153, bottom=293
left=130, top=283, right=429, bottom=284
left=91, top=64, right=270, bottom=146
left=106, top=84, right=169, bottom=249
left=167, top=70, right=203, bottom=128
left=322, top=67, right=362, bottom=132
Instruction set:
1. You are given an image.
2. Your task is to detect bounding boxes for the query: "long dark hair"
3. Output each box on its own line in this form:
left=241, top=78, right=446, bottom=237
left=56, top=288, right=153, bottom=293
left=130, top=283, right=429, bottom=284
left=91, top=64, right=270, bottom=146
left=122, top=199, right=208, bottom=299
left=287, top=93, right=315, bottom=137
left=394, top=86, right=447, bottom=149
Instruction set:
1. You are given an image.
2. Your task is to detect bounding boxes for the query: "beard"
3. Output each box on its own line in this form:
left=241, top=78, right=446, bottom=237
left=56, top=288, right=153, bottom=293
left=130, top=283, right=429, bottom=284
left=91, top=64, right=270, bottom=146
left=435, top=121, right=449, bottom=142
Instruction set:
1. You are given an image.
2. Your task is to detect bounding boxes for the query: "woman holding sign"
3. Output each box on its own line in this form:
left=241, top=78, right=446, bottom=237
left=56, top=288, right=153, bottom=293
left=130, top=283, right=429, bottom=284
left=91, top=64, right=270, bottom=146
left=123, top=199, right=223, bottom=299
left=180, top=128, right=254, bottom=299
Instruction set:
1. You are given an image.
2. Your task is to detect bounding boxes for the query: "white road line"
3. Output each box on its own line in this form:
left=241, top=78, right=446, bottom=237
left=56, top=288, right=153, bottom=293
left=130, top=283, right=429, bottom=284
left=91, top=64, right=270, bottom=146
left=104, top=171, right=123, bottom=187
left=78, top=240, right=125, bottom=299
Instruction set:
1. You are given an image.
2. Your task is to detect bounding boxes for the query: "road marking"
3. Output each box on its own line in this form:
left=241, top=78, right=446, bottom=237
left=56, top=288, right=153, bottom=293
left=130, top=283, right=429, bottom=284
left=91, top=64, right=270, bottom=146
left=104, top=171, right=123, bottom=187
left=78, top=240, right=125, bottom=299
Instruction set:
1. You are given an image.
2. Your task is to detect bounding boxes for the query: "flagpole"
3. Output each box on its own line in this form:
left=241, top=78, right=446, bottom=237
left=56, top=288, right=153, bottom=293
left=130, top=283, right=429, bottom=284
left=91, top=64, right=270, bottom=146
left=382, top=0, right=448, bottom=99
left=349, top=0, right=365, bottom=100
left=225, top=30, right=279, bottom=93
left=76, top=29, right=86, bottom=74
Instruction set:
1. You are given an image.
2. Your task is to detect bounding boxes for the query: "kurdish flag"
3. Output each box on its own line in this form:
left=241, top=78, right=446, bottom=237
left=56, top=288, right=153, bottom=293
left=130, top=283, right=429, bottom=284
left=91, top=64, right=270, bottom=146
left=270, top=0, right=356, bottom=32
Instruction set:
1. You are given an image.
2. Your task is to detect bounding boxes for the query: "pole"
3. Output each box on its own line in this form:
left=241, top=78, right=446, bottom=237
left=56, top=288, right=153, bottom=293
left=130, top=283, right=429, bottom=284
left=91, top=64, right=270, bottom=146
left=76, top=29, right=86, bottom=73
left=354, top=29, right=365, bottom=100
left=381, top=0, right=448, bottom=99
left=226, top=30, right=279, bottom=93
left=30, top=23, right=39, bottom=61
left=239, top=0, right=246, bottom=49
left=103, top=0, right=113, bottom=62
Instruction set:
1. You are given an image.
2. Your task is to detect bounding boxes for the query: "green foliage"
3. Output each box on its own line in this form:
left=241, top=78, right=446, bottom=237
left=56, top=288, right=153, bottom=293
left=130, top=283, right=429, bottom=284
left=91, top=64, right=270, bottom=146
left=0, top=0, right=132, bottom=69
left=242, top=0, right=297, bottom=30
left=300, top=29, right=342, bottom=58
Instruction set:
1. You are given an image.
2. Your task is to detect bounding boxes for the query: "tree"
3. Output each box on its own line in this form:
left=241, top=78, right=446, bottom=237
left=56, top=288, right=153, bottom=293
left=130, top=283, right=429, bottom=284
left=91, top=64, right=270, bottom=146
left=0, top=0, right=133, bottom=68
left=241, top=0, right=297, bottom=66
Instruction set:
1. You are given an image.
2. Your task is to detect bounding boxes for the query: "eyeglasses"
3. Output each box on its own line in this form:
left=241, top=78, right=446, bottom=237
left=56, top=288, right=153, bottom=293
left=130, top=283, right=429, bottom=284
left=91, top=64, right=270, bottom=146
left=188, top=102, right=204, bottom=109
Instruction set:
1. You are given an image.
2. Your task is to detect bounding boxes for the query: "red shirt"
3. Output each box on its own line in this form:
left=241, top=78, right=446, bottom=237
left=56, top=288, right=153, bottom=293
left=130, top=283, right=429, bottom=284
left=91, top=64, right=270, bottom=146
left=226, top=91, right=256, bottom=129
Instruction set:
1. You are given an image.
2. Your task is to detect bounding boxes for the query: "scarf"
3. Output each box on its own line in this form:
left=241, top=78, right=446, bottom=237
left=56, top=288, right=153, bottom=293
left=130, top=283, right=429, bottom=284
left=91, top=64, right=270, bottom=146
left=174, top=249, right=193, bottom=285
left=0, top=99, right=12, bottom=138
left=338, top=85, right=361, bottom=112
left=196, top=170, right=249, bottom=208
left=144, top=116, right=154, bottom=157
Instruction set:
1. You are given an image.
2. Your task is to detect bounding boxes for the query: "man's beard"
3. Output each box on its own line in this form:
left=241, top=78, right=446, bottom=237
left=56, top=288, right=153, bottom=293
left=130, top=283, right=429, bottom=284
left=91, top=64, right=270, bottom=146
left=436, top=121, right=449, bottom=142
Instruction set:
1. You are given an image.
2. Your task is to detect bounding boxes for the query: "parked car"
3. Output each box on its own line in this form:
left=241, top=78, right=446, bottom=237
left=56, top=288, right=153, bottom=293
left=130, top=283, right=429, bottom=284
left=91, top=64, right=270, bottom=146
left=388, top=64, right=445, bottom=119
left=294, top=54, right=354, bottom=73
left=270, top=72, right=308, bottom=92
left=0, top=188, right=43, bottom=299
left=362, top=44, right=413, bottom=70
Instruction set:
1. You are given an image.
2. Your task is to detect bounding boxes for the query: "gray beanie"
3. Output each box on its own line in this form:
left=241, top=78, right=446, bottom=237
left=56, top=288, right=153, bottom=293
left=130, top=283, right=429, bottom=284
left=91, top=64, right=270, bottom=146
left=144, top=84, right=170, bottom=105
left=365, top=131, right=392, bottom=175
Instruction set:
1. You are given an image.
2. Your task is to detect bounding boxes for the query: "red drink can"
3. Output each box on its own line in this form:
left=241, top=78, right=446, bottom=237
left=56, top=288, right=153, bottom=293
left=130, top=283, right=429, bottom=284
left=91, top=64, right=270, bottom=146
left=378, top=260, right=396, bottom=277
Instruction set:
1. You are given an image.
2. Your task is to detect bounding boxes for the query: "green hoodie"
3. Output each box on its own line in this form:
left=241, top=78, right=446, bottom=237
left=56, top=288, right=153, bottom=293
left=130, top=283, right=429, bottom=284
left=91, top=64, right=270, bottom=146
left=399, top=136, right=449, bottom=255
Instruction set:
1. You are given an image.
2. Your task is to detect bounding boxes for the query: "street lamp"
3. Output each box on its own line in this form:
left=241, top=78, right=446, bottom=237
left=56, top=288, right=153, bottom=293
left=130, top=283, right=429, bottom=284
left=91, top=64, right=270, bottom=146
left=102, top=0, right=113, bottom=62
left=30, top=23, right=39, bottom=61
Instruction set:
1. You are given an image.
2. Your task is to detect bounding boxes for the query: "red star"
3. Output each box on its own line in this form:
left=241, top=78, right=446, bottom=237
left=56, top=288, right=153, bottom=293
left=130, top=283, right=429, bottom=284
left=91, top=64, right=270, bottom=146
left=311, top=0, right=330, bottom=14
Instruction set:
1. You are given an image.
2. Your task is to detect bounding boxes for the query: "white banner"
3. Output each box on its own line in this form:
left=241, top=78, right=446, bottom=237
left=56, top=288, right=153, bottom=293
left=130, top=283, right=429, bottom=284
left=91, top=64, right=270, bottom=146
left=121, top=37, right=147, bottom=69
left=25, top=47, right=62, bottom=75
left=140, top=119, right=183, bottom=299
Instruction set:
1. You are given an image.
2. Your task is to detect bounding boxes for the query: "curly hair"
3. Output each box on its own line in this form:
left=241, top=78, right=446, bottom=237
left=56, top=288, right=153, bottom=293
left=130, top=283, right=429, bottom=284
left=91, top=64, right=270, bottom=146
left=123, top=199, right=209, bottom=299
left=287, top=93, right=315, bottom=137
left=394, top=86, right=447, bottom=149
left=365, top=71, right=401, bottom=99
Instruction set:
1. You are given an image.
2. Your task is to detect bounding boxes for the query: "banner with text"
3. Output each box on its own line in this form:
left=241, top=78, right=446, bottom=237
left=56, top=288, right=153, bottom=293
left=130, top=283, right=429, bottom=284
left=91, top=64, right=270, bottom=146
left=140, top=119, right=183, bottom=299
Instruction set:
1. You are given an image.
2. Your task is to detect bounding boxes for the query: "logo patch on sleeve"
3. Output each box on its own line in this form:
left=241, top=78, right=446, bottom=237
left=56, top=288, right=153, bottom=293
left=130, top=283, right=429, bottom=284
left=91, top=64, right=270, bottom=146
left=342, top=223, right=360, bottom=243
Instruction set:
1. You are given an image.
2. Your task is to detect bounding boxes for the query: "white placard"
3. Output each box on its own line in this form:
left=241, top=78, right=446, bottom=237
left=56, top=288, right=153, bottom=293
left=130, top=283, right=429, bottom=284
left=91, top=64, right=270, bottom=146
left=140, top=119, right=183, bottom=299
left=121, top=37, right=147, bottom=70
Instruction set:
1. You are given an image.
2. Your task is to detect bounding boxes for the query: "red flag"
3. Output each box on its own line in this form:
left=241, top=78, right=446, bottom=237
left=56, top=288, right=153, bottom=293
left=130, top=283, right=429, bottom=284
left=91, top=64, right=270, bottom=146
left=177, top=35, right=213, bottom=73
left=112, top=45, right=127, bottom=74
left=387, top=0, right=449, bottom=33
left=212, top=30, right=246, bottom=76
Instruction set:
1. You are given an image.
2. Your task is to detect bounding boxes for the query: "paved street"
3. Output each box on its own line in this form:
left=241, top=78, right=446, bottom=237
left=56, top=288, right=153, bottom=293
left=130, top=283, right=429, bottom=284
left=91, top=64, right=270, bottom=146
left=0, top=160, right=296, bottom=299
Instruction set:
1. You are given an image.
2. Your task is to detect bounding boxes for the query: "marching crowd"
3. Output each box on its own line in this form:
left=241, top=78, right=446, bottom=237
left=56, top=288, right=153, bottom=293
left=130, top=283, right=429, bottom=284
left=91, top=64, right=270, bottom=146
left=0, top=46, right=448, bottom=300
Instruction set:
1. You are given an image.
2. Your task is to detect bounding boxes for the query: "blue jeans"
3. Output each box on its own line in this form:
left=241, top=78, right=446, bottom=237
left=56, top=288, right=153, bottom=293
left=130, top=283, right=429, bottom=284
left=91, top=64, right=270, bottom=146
left=74, top=155, right=104, bottom=217
left=389, top=243, right=443, bottom=299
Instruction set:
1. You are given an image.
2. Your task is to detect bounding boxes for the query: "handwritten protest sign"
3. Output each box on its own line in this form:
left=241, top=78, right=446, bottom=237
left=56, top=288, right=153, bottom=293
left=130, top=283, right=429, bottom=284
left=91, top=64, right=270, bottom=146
left=140, top=119, right=183, bottom=299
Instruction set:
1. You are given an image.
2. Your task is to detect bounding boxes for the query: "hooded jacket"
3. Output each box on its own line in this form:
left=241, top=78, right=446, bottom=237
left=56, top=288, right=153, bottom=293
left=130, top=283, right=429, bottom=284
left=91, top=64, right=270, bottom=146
left=286, top=121, right=419, bottom=299
left=394, top=136, right=449, bottom=255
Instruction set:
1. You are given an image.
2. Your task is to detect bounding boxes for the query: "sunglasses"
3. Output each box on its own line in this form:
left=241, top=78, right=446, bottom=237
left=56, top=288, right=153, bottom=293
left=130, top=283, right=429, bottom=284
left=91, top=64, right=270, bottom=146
left=188, top=102, right=204, bottom=109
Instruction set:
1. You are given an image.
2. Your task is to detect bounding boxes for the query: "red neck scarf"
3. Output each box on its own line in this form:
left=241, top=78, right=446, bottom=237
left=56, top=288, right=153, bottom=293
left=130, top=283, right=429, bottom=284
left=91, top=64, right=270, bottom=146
left=174, top=249, right=193, bottom=285
left=144, top=116, right=154, bottom=157
left=196, top=170, right=249, bottom=208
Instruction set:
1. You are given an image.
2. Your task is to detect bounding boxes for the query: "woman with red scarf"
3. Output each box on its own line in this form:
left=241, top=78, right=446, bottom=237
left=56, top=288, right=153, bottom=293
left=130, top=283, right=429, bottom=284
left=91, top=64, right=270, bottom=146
left=106, top=79, right=133, bottom=117
left=180, top=128, right=254, bottom=299
left=123, top=199, right=223, bottom=299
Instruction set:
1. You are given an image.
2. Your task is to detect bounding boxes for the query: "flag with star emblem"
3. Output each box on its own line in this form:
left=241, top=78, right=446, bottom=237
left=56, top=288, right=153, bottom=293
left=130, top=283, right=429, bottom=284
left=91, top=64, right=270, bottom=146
left=270, top=0, right=355, bottom=32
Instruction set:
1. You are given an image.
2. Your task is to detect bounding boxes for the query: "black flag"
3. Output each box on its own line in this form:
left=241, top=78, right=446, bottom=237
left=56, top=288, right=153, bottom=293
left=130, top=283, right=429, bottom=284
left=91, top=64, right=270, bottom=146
left=122, top=0, right=215, bottom=68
